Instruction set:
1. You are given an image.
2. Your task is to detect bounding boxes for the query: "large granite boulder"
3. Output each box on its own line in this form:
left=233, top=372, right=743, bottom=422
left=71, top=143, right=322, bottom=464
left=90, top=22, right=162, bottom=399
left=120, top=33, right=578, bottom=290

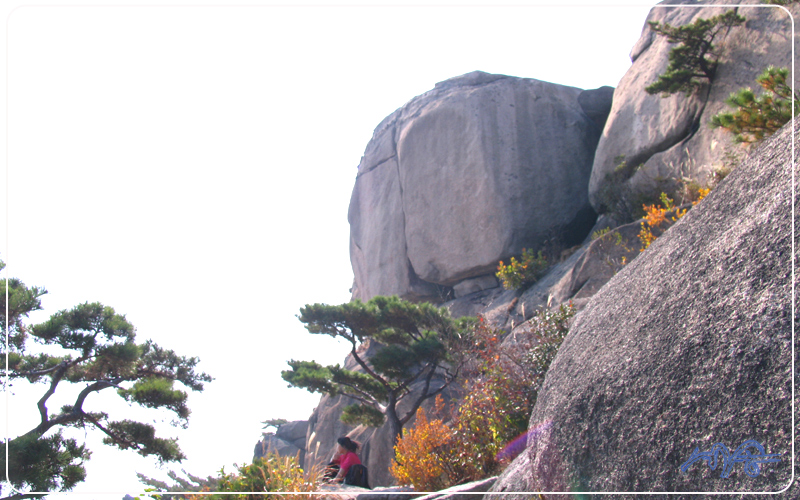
left=350, top=71, right=602, bottom=302
left=253, top=433, right=302, bottom=462
left=490, top=117, right=795, bottom=497
left=276, top=419, right=309, bottom=447
left=253, top=420, right=309, bottom=463
left=589, top=0, right=798, bottom=218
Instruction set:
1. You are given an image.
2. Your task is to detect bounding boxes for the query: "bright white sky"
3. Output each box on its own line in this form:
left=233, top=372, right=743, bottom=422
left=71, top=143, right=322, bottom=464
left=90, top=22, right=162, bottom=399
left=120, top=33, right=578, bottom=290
left=2, top=0, right=660, bottom=497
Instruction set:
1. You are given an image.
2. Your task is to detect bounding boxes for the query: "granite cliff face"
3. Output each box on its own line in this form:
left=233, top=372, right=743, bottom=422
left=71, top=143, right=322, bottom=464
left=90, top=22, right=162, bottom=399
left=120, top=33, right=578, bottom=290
left=265, top=0, right=797, bottom=491
left=590, top=0, right=797, bottom=218
left=490, top=115, right=795, bottom=498
left=349, top=71, right=603, bottom=303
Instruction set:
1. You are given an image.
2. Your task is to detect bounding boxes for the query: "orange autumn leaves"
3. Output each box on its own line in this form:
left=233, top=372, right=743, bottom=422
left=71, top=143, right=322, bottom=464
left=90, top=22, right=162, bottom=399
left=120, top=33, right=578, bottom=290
left=638, top=189, right=709, bottom=252
left=389, top=397, right=453, bottom=492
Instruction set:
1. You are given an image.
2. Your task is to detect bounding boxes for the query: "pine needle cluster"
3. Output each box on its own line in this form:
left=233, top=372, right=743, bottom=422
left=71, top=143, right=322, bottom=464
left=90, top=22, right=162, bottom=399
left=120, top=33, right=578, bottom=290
left=710, top=66, right=798, bottom=143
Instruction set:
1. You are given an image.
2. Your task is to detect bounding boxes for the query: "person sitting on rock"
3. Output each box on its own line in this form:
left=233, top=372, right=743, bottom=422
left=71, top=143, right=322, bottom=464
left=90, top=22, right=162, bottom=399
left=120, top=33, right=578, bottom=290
left=321, top=450, right=341, bottom=483
left=329, top=436, right=362, bottom=484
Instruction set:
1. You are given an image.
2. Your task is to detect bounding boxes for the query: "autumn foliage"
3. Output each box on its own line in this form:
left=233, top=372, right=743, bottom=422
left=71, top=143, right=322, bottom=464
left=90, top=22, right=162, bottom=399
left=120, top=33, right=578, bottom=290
left=495, top=248, right=548, bottom=290
left=638, top=189, right=709, bottom=252
left=391, top=305, right=576, bottom=490
left=177, top=452, right=320, bottom=500
left=390, top=397, right=454, bottom=492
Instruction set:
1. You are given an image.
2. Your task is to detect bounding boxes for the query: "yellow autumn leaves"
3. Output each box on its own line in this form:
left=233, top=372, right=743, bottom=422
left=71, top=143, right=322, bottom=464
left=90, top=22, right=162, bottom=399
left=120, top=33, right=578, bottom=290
left=638, top=189, right=709, bottom=252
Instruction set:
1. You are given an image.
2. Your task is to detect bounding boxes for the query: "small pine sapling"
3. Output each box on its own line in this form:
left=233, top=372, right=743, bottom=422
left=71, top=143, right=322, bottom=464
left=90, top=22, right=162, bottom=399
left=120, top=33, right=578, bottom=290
left=646, top=10, right=746, bottom=96
left=710, top=66, right=799, bottom=143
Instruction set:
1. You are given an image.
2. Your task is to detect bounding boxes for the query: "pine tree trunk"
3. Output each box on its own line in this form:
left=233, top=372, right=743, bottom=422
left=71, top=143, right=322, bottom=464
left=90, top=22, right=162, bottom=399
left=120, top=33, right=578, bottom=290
left=385, top=393, right=403, bottom=449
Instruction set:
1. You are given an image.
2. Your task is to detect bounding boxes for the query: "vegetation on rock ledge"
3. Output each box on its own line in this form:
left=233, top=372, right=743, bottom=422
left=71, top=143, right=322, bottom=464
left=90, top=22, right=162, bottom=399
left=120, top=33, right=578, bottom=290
left=391, top=304, right=576, bottom=490
left=496, top=248, right=548, bottom=290
left=646, top=10, right=745, bottom=97
left=711, top=66, right=799, bottom=143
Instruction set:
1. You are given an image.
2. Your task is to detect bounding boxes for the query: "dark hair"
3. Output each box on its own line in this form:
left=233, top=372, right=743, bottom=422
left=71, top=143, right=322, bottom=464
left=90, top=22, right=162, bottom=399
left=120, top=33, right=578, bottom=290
left=337, top=436, right=360, bottom=452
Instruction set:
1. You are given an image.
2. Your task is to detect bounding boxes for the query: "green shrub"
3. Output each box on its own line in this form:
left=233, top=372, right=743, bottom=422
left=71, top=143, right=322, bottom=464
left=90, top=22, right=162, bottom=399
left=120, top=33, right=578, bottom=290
left=520, top=303, right=577, bottom=398
left=496, top=249, right=548, bottom=290
left=592, top=227, right=611, bottom=240
left=710, top=66, right=799, bottom=143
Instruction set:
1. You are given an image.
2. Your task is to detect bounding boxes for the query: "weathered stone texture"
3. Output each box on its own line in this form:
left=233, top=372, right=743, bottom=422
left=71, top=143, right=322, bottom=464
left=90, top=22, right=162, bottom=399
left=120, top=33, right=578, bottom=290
left=590, top=0, right=798, bottom=214
left=350, top=71, right=601, bottom=302
left=490, top=117, right=795, bottom=497
left=577, top=85, right=614, bottom=130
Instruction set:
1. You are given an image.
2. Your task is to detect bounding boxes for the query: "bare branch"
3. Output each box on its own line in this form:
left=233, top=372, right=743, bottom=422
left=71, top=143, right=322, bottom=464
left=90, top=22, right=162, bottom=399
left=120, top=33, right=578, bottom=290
left=10, top=364, right=64, bottom=379
left=35, top=361, right=70, bottom=429
left=81, top=413, right=137, bottom=450
left=73, top=379, right=123, bottom=412
left=338, top=390, right=386, bottom=412
left=399, top=365, right=438, bottom=426
left=33, top=378, right=121, bottom=436
left=349, top=346, right=390, bottom=389
left=334, top=380, right=382, bottom=408
left=393, top=360, right=436, bottom=395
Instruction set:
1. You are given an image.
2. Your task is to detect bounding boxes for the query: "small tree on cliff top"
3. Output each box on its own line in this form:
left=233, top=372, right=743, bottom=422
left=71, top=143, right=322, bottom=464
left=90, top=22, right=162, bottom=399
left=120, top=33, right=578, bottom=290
left=646, top=10, right=745, bottom=97
left=281, top=295, right=476, bottom=446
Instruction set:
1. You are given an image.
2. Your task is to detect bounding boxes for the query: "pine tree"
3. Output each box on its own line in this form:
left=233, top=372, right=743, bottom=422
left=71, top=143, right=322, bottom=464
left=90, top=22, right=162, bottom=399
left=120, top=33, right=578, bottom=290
left=1, top=260, right=213, bottom=499
left=281, top=295, right=475, bottom=446
left=710, top=66, right=799, bottom=143
left=645, top=10, right=745, bottom=97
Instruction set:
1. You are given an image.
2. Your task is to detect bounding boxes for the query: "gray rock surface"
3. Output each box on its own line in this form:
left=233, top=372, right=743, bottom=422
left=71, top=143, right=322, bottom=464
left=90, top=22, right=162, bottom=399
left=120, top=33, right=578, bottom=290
left=319, top=484, right=419, bottom=500
left=356, top=486, right=419, bottom=500
left=253, top=433, right=302, bottom=462
left=414, top=476, right=497, bottom=500
left=253, top=420, right=308, bottom=464
left=452, top=275, right=499, bottom=298
left=589, top=0, right=798, bottom=217
left=276, top=420, right=309, bottom=447
left=545, top=219, right=643, bottom=306
left=350, top=70, right=600, bottom=302
left=577, top=86, right=614, bottom=130
left=490, top=117, right=795, bottom=497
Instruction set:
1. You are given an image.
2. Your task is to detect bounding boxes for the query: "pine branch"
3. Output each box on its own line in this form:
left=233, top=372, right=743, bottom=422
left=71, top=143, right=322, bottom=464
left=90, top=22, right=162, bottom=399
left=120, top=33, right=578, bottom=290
left=399, top=365, right=439, bottom=426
